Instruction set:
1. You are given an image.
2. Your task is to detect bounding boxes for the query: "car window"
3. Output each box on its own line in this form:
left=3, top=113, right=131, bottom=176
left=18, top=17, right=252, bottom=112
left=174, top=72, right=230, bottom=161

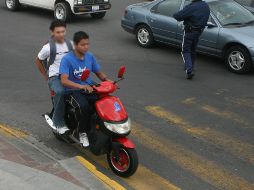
left=208, top=16, right=214, bottom=24
left=235, top=0, right=254, bottom=7
left=184, top=0, right=191, bottom=6
left=151, top=0, right=182, bottom=17
left=208, top=0, right=254, bottom=26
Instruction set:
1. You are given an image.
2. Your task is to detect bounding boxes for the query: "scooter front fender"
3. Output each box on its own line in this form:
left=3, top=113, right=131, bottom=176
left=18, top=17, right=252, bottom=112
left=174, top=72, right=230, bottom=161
left=112, top=137, right=135, bottom=149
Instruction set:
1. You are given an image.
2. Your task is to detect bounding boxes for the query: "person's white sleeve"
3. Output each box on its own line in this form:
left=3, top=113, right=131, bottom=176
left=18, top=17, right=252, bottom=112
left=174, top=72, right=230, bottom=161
left=70, top=40, right=74, bottom=49
left=38, top=44, right=50, bottom=61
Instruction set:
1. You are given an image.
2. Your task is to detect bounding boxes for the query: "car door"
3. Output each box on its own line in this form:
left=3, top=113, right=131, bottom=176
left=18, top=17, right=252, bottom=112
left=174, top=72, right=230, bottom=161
left=198, top=16, right=220, bottom=56
left=19, top=0, right=53, bottom=9
left=36, top=0, right=54, bottom=9
left=176, top=0, right=220, bottom=56
left=147, top=0, right=183, bottom=45
left=19, top=0, right=40, bottom=6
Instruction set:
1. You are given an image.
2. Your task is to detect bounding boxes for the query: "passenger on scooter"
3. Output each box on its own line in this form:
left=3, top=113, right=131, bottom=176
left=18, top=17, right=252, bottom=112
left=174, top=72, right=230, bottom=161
left=60, top=31, right=113, bottom=147
left=35, top=20, right=73, bottom=135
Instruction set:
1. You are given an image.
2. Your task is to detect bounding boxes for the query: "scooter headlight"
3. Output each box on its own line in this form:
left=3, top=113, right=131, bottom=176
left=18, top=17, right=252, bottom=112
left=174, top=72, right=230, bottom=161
left=104, top=119, right=131, bottom=135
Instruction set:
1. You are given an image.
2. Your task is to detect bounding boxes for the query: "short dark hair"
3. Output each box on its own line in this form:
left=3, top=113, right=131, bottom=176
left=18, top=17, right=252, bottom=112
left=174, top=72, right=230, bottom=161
left=49, top=20, right=66, bottom=31
left=73, top=31, right=89, bottom=45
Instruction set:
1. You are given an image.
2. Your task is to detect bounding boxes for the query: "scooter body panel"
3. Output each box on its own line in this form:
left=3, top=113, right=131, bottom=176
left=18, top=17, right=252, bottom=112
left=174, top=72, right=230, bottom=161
left=95, top=96, right=128, bottom=122
left=113, top=137, right=135, bottom=149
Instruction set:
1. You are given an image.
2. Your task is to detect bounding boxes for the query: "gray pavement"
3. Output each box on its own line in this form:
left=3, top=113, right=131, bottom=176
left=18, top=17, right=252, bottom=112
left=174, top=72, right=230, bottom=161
left=0, top=159, right=86, bottom=190
left=0, top=127, right=111, bottom=190
left=0, top=0, right=254, bottom=189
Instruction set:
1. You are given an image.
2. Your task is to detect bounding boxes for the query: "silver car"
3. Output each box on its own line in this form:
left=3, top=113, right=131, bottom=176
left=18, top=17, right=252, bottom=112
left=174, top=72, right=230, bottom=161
left=121, top=0, right=254, bottom=73
left=235, top=0, right=254, bottom=13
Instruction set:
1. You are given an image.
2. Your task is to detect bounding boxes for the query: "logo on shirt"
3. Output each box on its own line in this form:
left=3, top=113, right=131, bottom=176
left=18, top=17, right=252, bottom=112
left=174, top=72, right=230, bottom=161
left=74, top=66, right=87, bottom=79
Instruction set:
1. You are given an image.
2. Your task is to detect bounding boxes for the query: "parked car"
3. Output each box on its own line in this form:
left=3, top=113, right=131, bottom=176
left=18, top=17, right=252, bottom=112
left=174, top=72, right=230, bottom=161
left=121, top=0, right=254, bottom=74
left=5, top=0, right=111, bottom=22
left=235, top=0, right=254, bottom=13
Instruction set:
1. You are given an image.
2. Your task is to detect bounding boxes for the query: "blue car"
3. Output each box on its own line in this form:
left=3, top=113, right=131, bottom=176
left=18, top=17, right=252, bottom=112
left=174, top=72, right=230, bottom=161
left=121, top=0, right=254, bottom=74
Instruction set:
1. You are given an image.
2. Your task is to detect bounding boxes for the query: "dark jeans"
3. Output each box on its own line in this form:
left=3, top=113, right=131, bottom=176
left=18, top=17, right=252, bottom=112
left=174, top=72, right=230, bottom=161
left=65, top=91, right=98, bottom=134
left=181, top=30, right=202, bottom=73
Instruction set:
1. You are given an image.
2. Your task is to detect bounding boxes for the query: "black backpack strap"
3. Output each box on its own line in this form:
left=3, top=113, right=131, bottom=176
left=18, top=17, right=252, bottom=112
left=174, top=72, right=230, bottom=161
left=47, top=37, right=57, bottom=70
left=65, top=39, right=73, bottom=51
left=45, top=38, right=72, bottom=75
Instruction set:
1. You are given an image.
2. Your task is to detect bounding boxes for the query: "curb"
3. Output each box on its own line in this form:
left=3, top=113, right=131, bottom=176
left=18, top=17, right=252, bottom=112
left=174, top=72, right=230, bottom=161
left=76, top=156, right=126, bottom=190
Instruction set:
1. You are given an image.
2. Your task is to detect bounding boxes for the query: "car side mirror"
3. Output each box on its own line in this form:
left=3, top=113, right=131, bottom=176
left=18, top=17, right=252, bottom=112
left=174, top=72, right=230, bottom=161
left=207, top=22, right=216, bottom=28
left=150, top=9, right=156, bottom=13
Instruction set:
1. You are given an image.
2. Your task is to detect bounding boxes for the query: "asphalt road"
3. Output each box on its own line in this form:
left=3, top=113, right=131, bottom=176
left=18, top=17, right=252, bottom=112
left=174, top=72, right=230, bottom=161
left=0, top=0, right=254, bottom=190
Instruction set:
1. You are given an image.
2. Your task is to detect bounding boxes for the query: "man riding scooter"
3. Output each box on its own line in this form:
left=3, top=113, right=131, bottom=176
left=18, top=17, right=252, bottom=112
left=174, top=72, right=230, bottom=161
left=35, top=20, right=73, bottom=135
left=60, top=31, right=113, bottom=147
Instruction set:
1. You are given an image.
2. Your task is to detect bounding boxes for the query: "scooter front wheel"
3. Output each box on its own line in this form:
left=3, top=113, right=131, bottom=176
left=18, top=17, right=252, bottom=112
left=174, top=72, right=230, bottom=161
left=107, top=147, right=138, bottom=178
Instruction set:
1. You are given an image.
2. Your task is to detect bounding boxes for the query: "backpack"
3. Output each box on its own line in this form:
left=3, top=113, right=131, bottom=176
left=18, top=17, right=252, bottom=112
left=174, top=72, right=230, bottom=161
left=42, top=37, right=73, bottom=75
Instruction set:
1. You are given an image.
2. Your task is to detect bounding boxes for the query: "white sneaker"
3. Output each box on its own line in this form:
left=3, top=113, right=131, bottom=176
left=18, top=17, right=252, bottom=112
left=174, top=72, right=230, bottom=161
left=56, top=126, right=70, bottom=135
left=44, top=114, right=56, bottom=130
left=79, top=133, right=89, bottom=147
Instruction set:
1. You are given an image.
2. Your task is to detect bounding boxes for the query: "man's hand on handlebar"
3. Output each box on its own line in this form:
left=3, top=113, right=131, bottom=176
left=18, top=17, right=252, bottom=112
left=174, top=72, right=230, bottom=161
left=80, top=85, right=93, bottom=94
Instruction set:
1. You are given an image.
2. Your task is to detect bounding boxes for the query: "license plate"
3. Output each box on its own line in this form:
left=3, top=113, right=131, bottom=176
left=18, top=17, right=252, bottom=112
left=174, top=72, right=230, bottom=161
left=92, top=5, right=100, bottom=11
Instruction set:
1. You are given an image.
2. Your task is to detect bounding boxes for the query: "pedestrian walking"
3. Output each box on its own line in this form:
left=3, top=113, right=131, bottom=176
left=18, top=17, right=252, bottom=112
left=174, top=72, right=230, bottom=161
left=173, top=0, right=210, bottom=79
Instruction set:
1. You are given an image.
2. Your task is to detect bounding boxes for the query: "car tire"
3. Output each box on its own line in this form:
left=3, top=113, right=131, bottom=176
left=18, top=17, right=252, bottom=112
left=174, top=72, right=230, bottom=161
left=135, top=25, right=154, bottom=48
left=54, top=2, right=72, bottom=22
left=225, top=45, right=252, bottom=74
left=5, top=0, right=20, bottom=11
left=90, top=12, right=106, bottom=19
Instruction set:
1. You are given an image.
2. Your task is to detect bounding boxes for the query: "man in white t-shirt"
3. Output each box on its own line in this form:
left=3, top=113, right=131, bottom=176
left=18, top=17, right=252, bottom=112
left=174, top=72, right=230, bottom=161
left=35, top=20, right=73, bottom=134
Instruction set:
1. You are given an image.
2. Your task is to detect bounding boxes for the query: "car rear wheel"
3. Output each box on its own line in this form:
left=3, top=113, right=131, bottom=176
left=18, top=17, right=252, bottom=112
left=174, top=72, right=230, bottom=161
left=225, top=46, right=252, bottom=74
left=90, top=12, right=106, bottom=19
left=5, top=0, right=20, bottom=11
left=54, top=2, right=72, bottom=22
left=135, top=25, right=154, bottom=48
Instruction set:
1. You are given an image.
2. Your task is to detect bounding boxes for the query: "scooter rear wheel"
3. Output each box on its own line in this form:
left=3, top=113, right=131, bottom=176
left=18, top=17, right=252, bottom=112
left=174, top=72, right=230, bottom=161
left=107, top=147, right=138, bottom=178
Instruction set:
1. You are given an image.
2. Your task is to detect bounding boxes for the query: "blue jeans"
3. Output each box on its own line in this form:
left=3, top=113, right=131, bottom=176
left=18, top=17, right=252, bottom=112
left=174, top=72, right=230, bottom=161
left=48, top=76, right=65, bottom=127
left=182, top=31, right=201, bottom=73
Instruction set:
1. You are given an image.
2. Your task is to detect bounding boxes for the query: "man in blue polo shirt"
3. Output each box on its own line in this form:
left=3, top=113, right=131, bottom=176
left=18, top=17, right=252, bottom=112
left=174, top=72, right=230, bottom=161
left=60, top=31, right=112, bottom=147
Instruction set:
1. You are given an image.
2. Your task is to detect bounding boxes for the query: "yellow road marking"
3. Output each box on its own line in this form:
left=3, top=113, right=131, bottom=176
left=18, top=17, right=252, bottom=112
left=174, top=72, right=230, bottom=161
left=146, top=106, right=254, bottom=165
left=132, top=123, right=254, bottom=190
left=76, top=156, right=126, bottom=190
left=77, top=147, right=181, bottom=190
left=0, top=124, right=28, bottom=138
left=182, top=97, right=196, bottom=105
left=225, top=97, right=254, bottom=109
left=182, top=97, right=253, bottom=128
left=125, top=165, right=181, bottom=190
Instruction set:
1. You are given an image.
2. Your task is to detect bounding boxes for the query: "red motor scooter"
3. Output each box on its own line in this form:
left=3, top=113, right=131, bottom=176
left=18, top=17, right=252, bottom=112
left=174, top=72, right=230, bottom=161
left=44, top=67, right=138, bottom=177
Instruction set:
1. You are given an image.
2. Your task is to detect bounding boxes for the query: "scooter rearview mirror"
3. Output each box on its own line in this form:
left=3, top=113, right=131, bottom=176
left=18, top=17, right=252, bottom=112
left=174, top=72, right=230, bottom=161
left=118, top=66, right=126, bottom=79
left=81, top=69, right=90, bottom=81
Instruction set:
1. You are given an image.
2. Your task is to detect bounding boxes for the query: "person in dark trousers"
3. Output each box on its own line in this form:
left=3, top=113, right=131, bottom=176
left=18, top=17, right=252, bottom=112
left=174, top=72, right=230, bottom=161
left=173, top=0, right=210, bottom=79
left=60, top=31, right=113, bottom=147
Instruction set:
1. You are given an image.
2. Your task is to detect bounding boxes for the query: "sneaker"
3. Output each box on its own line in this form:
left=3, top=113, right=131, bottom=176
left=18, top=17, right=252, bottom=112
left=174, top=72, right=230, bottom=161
left=56, top=126, right=70, bottom=135
left=44, top=114, right=56, bottom=130
left=79, top=133, right=89, bottom=147
left=186, top=71, right=195, bottom=80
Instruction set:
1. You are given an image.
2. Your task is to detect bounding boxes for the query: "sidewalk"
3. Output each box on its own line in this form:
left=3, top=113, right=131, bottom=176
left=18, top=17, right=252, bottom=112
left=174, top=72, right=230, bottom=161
left=0, top=124, right=112, bottom=190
